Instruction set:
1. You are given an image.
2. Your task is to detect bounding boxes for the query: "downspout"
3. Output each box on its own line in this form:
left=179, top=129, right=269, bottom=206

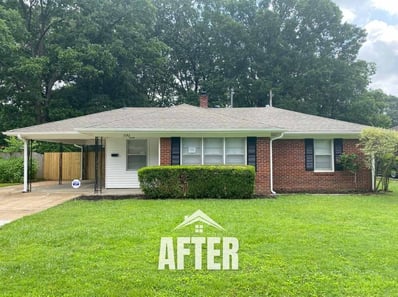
left=17, top=135, right=29, bottom=193
left=270, top=132, right=285, bottom=195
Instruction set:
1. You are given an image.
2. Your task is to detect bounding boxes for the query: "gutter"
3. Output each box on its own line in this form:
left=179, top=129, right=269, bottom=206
left=281, top=131, right=362, bottom=139
left=270, top=132, right=285, bottom=195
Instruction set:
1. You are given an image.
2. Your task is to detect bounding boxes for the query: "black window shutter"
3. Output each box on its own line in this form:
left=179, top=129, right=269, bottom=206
left=305, top=139, right=314, bottom=171
left=171, top=137, right=180, bottom=165
left=334, top=138, right=343, bottom=171
left=247, top=137, right=257, bottom=170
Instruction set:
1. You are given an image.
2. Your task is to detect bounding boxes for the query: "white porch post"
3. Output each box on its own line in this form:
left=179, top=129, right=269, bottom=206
left=22, top=137, right=29, bottom=192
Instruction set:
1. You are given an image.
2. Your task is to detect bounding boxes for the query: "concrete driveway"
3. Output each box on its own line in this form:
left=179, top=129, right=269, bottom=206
left=0, top=181, right=90, bottom=227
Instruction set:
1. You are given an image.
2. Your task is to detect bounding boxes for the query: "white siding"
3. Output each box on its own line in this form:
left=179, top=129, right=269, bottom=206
left=105, top=137, right=159, bottom=188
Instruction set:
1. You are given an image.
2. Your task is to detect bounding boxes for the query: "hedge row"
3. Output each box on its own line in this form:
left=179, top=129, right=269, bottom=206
left=138, top=165, right=255, bottom=199
left=0, top=158, right=37, bottom=183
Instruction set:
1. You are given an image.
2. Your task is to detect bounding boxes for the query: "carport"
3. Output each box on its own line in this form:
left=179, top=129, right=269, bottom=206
left=19, top=138, right=104, bottom=194
left=4, top=114, right=109, bottom=194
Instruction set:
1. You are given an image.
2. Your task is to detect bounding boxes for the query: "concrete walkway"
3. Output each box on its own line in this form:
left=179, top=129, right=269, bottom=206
left=0, top=181, right=142, bottom=227
left=0, top=182, right=84, bottom=227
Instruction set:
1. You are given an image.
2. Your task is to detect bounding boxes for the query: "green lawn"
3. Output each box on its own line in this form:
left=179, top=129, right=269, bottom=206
left=1, top=188, right=398, bottom=296
left=0, top=183, right=19, bottom=188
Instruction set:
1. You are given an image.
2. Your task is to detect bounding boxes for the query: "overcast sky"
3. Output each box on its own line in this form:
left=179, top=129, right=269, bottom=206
left=332, top=0, right=398, bottom=97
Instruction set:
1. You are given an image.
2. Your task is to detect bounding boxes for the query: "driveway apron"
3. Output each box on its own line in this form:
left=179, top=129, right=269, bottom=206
left=0, top=182, right=86, bottom=227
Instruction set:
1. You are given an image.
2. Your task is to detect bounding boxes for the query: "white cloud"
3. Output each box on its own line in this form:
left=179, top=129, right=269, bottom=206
left=370, top=0, right=398, bottom=16
left=340, top=7, right=356, bottom=23
left=332, top=0, right=373, bottom=26
left=370, top=74, right=398, bottom=96
left=360, top=20, right=398, bottom=95
left=365, top=20, right=398, bottom=45
left=332, top=0, right=398, bottom=96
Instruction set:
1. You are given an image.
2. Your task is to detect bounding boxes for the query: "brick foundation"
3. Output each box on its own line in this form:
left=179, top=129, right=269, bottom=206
left=273, top=139, right=372, bottom=193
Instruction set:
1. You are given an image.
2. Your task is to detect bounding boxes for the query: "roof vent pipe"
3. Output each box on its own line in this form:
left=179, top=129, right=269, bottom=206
left=199, top=90, right=208, bottom=108
left=230, top=88, right=234, bottom=108
left=269, top=89, right=273, bottom=107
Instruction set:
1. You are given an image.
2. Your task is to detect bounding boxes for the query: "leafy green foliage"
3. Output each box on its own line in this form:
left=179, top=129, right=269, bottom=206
left=0, top=157, right=37, bottom=183
left=153, top=0, right=376, bottom=121
left=340, top=153, right=361, bottom=190
left=344, top=89, right=392, bottom=128
left=0, top=0, right=166, bottom=130
left=0, top=0, right=392, bottom=134
left=359, top=127, right=398, bottom=191
left=0, top=183, right=19, bottom=187
left=32, top=141, right=80, bottom=154
left=138, top=165, right=255, bottom=198
left=0, top=137, right=78, bottom=154
left=340, top=153, right=360, bottom=174
left=384, top=94, right=398, bottom=127
left=0, top=136, right=23, bottom=153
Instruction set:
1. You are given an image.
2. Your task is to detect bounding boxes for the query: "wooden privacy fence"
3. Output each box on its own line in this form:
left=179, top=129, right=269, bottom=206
left=43, top=152, right=104, bottom=181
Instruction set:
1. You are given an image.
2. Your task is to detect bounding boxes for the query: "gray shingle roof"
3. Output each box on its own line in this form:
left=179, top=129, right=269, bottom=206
left=5, top=104, right=368, bottom=139
left=215, top=106, right=368, bottom=133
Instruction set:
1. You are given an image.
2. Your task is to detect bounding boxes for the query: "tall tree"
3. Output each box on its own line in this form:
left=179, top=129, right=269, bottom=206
left=0, top=0, right=390, bottom=133
left=343, top=89, right=392, bottom=128
left=260, top=0, right=371, bottom=119
left=0, top=0, right=168, bottom=126
left=384, top=94, right=398, bottom=127
left=153, top=0, right=374, bottom=119
left=1, top=0, right=82, bottom=124
left=0, top=4, right=36, bottom=141
left=63, top=0, right=169, bottom=111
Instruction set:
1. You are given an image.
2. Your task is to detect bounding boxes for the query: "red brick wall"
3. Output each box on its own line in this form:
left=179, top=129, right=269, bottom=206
left=273, top=139, right=372, bottom=193
left=160, top=138, right=171, bottom=165
left=255, top=137, right=271, bottom=195
left=159, top=137, right=272, bottom=195
left=158, top=137, right=370, bottom=194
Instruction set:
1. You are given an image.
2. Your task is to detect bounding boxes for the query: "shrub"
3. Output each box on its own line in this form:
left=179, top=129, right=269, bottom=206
left=0, top=157, right=37, bottom=183
left=359, top=127, right=398, bottom=191
left=138, top=165, right=255, bottom=199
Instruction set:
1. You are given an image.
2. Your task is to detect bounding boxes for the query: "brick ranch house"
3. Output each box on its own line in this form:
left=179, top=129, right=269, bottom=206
left=4, top=94, right=372, bottom=195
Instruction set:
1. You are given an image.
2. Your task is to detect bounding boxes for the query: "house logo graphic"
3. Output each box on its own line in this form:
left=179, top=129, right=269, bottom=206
left=158, top=209, right=239, bottom=270
left=173, top=209, right=225, bottom=233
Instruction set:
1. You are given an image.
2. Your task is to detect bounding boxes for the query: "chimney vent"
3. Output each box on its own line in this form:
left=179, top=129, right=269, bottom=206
left=199, top=90, right=208, bottom=108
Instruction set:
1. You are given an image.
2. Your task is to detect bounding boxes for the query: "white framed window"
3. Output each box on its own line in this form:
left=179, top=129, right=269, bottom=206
left=127, top=139, right=147, bottom=170
left=204, top=138, right=224, bottom=164
left=181, top=138, right=202, bottom=165
left=225, top=138, right=245, bottom=164
left=181, top=138, right=246, bottom=165
left=314, top=139, right=333, bottom=171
